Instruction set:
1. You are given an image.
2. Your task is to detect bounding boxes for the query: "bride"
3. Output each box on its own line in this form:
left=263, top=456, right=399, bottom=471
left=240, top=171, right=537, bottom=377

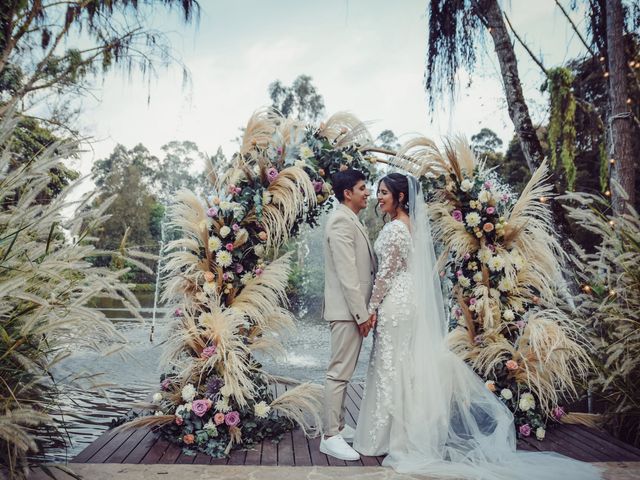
left=352, top=173, right=601, bottom=479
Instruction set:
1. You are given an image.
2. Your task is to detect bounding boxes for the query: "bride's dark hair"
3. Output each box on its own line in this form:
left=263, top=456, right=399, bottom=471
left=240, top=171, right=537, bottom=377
left=377, top=173, right=409, bottom=219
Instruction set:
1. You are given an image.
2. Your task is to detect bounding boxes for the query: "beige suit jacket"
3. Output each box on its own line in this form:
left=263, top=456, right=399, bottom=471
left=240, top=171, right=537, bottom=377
left=323, top=204, right=377, bottom=325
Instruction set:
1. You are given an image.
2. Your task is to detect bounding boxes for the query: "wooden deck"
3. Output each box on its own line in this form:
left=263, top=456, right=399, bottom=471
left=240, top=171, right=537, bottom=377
left=72, top=383, right=640, bottom=466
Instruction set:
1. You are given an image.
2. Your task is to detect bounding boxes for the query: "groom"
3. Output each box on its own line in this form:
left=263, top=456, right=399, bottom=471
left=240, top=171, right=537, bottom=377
left=320, top=169, right=377, bottom=461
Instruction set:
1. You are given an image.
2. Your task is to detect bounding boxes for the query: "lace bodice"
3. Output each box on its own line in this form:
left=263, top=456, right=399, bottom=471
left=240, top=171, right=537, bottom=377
left=368, top=220, right=412, bottom=314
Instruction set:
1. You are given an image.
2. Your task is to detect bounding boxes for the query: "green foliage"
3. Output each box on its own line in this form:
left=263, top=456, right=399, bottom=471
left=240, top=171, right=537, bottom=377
left=545, top=67, right=577, bottom=190
left=268, top=75, right=325, bottom=122
left=0, top=115, right=138, bottom=479
left=566, top=190, right=640, bottom=447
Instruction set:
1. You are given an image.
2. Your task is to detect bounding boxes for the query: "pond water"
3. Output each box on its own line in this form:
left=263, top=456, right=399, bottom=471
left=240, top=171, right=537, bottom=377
left=47, top=291, right=372, bottom=462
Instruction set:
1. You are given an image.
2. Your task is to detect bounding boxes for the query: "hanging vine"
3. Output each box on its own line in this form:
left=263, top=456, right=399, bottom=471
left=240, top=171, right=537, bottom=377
left=547, top=67, right=578, bottom=190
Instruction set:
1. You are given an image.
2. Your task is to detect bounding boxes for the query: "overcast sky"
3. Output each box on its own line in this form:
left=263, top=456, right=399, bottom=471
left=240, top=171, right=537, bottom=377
left=75, top=0, right=590, bottom=176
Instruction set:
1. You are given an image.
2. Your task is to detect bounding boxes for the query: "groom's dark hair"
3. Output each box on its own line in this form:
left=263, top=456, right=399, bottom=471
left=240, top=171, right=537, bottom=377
left=332, top=169, right=366, bottom=202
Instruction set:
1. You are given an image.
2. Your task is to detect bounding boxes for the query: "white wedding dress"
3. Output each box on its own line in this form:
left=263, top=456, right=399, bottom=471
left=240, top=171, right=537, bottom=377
left=353, top=178, right=602, bottom=480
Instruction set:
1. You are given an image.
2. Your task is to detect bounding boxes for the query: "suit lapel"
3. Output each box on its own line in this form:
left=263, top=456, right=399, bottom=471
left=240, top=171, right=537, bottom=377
left=338, top=205, right=377, bottom=269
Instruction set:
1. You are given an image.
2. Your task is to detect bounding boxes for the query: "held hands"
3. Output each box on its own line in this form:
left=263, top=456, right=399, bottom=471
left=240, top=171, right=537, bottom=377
left=358, top=312, right=377, bottom=337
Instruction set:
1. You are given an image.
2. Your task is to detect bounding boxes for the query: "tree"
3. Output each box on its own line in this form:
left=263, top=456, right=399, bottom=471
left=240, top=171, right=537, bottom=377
left=155, top=140, right=208, bottom=203
left=470, top=127, right=503, bottom=156
left=0, top=0, right=199, bottom=120
left=268, top=75, right=325, bottom=121
left=425, top=0, right=545, bottom=174
left=375, top=129, right=401, bottom=151
left=605, top=0, right=636, bottom=213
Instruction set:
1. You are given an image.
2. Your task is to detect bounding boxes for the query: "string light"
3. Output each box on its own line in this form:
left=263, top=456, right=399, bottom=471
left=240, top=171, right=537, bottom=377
left=609, top=220, right=615, bottom=227
left=599, top=56, right=605, bottom=62
left=627, top=98, right=632, bottom=105
left=539, top=196, right=547, bottom=203
left=605, top=190, right=611, bottom=197
left=488, top=27, right=493, bottom=33
left=609, top=290, right=616, bottom=296
left=609, top=158, right=615, bottom=164
left=583, top=285, right=592, bottom=293
left=604, top=71, right=610, bottom=78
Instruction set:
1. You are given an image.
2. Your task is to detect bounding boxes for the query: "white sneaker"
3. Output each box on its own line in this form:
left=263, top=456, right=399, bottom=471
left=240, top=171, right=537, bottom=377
left=320, top=434, right=360, bottom=461
left=339, top=424, right=356, bottom=441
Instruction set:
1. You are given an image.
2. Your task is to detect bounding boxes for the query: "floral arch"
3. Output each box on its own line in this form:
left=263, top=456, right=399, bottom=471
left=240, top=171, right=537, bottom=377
left=125, top=109, right=591, bottom=456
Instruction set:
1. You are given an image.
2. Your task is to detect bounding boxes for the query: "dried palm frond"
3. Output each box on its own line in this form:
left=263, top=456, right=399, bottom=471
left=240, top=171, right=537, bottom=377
left=262, top=167, right=316, bottom=249
left=269, top=383, right=324, bottom=437
left=115, top=416, right=175, bottom=432
left=430, top=203, right=479, bottom=258
left=443, top=136, right=476, bottom=181
left=390, top=137, right=450, bottom=178
left=239, top=108, right=280, bottom=157
left=317, top=112, right=371, bottom=148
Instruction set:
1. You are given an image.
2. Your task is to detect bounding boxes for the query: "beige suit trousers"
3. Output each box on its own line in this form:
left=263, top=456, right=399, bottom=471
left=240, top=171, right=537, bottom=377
left=324, top=320, right=363, bottom=436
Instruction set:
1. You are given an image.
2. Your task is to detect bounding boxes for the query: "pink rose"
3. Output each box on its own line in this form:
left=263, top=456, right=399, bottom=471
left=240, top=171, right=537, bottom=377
left=519, top=424, right=531, bottom=437
left=207, top=207, right=218, bottom=218
left=469, top=298, right=477, bottom=306
left=456, top=270, right=463, bottom=277
left=225, top=411, right=241, bottom=427
left=552, top=406, right=566, bottom=420
left=192, top=399, right=211, bottom=417
left=501, top=193, right=510, bottom=202
left=183, top=433, right=195, bottom=444
left=486, top=206, right=496, bottom=215
left=452, top=210, right=463, bottom=222
left=255, top=268, right=263, bottom=276
left=266, top=167, right=279, bottom=183
left=213, top=412, right=226, bottom=425
left=175, top=415, right=183, bottom=425
left=235, top=263, right=244, bottom=274
left=225, top=243, right=234, bottom=251
left=506, top=360, right=519, bottom=371
left=232, top=223, right=240, bottom=232
left=202, top=345, right=217, bottom=358
left=484, top=181, right=493, bottom=189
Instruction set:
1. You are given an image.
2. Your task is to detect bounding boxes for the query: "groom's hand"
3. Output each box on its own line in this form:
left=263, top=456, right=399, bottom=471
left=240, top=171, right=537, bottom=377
left=369, top=312, right=377, bottom=330
left=358, top=318, right=372, bottom=337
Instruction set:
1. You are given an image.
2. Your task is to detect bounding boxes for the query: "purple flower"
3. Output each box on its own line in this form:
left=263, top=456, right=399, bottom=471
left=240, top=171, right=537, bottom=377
left=313, top=180, right=323, bottom=193
left=486, top=206, right=496, bottom=215
left=235, top=263, right=244, bottom=274
left=225, top=243, right=234, bottom=251
left=266, top=167, right=279, bottom=183
left=552, top=406, right=566, bottom=420
left=255, top=268, right=263, bottom=276
left=487, top=244, right=496, bottom=253
left=464, top=252, right=471, bottom=260
left=519, top=424, right=532, bottom=437
left=469, top=298, right=477, bottom=306
left=276, top=147, right=283, bottom=155
left=452, top=210, right=463, bottom=222
left=501, top=193, right=510, bottom=202
left=473, top=334, right=484, bottom=345
left=202, top=345, right=217, bottom=358
left=232, top=223, right=240, bottom=232
left=161, top=378, right=171, bottom=391
left=456, top=270, right=463, bottom=277
left=174, top=308, right=183, bottom=317
left=207, top=207, right=218, bottom=218
left=516, top=320, right=526, bottom=330
left=192, top=399, right=211, bottom=417
left=205, top=377, right=224, bottom=398
left=225, top=411, right=241, bottom=427
left=484, top=181, right=493, bottom=189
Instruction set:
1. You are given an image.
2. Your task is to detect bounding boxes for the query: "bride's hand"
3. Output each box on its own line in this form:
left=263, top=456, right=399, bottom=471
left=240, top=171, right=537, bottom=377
left=369, top=312, right=377, bottom=330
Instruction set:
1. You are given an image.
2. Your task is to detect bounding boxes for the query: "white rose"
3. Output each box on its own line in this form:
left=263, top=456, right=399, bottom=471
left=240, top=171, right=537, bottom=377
left=478, top=190, right=492, bottom=203
left=220, top=226, right=231, bottom=238
left=500, top=388, right=513, bottom=400
left=503, top=309, right=515, bottom=321
left=460, top=179, right=474, bottom=192
left=473, top=272, right=483, bottom=283
left=535, top=427, right=546, bottom=441
left=152, top=392, right=163, bottom=403
left=181, top=384, right=196, bottom=402
left=254, top=244, right=265, bottom=257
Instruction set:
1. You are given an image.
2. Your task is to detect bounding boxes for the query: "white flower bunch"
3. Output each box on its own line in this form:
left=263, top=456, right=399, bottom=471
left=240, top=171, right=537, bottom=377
left=460, top=179, right=474, bottom=192
left=488, top=255, right=505, bottom=272
left=219, top=226, right=231, bottom=238
left=465, top=212, right=481, bottom=227
left=518, top=392, right=536, bottom=411
left=208, top=236, right=222, bottom=251
left=503, top=309, right=515, bottom=321
left=216, top=250, right=233, bottom=267
left=181, top=384, right=196, bottom=402
left=254, top=401, right=271, bottom=418
left=500, top=388, right=513, bottom=400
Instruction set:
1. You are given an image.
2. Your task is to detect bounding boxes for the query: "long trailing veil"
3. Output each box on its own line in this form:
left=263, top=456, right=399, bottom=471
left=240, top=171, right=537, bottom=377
left=381, top=175, right=601, bottom=479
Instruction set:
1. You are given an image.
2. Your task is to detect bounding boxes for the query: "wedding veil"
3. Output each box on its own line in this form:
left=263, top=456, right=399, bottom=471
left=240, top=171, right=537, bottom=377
left=379, top=175, right=601, bottom=480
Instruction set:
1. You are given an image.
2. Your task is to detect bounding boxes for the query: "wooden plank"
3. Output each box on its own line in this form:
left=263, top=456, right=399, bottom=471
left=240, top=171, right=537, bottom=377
left=291, top=428, right=313, bottom=466
left=72, top=428, right=121, bottom=463
left=278, top=430, right=295, bottom=466
left=86, top=430, right=136, bottom=463
left=158, top=442, right=182, bottom=464
left=141, top=436, right=171, bottom=464
left=244, top=443, right=262, bottom=465
left=209, top=455, right=228, bottom=465
left=175, top=450, right=197, bottom=464
left=308, top=435, right=329, bottom=466
left=261, top=439, right=278, bottom=466
left=227, top=447, right=247, bottom=465
left=106, top=427, right=151, bottom=463
left=124, top=429, right=160, bottom=464
left=543, top=427, right=601, bottom=462
left=564, top=425, right=640, bottom=460
left=192, top=452, right=212, bottom=464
